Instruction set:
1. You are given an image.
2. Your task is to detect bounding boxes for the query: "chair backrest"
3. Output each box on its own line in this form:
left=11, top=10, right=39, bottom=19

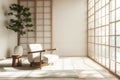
left=28, top=44, right=43, bottom=63
left=29, top=44, right=43, bottom=52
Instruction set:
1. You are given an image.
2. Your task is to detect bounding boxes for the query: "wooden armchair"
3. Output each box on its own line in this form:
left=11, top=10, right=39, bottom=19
left=28, top=44, right=59, bottom=68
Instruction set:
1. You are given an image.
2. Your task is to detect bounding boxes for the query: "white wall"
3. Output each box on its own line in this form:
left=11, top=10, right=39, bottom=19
left=53, top=0, right=87, bottom=57
left=0, top=0, right=87, bottom=58
left=0, top=0, right=17, bottom=59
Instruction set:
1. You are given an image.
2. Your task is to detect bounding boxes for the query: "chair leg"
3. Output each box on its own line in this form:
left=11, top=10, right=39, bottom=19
left=30, top=62, right=33, bottom=67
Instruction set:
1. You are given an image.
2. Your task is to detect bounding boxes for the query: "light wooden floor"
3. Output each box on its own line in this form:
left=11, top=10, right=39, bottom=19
left=0, top=57, right=119, bottom=80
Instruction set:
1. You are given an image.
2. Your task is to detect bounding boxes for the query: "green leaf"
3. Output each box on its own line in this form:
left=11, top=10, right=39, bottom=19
left=25, top=24, right=33, bottom=27
left=8, top=12, right=13, bottom=15
left=6, top=3, right=33, bottom=36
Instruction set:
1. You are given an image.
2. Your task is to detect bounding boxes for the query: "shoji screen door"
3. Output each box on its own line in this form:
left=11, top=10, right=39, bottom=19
left=19, top=0, right=52, bottom=54
left=88, top=0, right=120, bottom=78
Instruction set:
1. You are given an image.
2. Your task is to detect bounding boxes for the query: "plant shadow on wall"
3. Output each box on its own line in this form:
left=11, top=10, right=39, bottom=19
left=6, top=3, right=33, bottom=55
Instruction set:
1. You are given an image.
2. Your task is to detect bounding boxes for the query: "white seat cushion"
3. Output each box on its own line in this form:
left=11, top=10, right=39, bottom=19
left=43, top=53, right=59, bottom=63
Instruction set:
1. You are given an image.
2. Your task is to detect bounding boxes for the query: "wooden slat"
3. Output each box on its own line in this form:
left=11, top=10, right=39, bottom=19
left=43, top=0, right=45, bottom=48
left=87, top=0, right=89, bottom=56
left=51, top=0, right=53, bottom=52
left=115, top=0, right=117, bottom=73
left=34, top=0, right=37, bottom=43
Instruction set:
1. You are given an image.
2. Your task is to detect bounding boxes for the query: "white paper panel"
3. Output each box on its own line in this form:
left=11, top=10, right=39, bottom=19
left=110, top=60, right=115, bottom=72
left=106, top=26, right=109, bottom=35
left=37, top=26, right=43, bottom=31
left=116, top=22, right=120, bottom=35
left=116, top=8, right=120, bottom=20
left=110, top=0, right=115, bottom=10
left=106, top=36, right=109, bottom=45
left=101, top=46, right=105, bottom=57
left=110, top=23, right=115, bottom=35
left=37, top=7, right=43, bottom=12
left=28, top=32, right=35, bottom=37
left=44, top=7, right=50, bottom=12
left=116, top=0, right=120, bottom=8
left=44, top=26, right=51, bottom=31
left=37, top=20, right=43, bottom=25
left=44, top=44, right=51, bottom=49
left=44, top=14, right=51, bottom=18
left=101, top=27, right=105, bottom=36
left=28, top=38, right=35, bottom=43
left=116, top=63, right=120, bottom=76
left=98, top=37, right=100, bottom=44
left=110, top=47, right=115, bottom=60
left=102, top=37, right=105, bottom=44
left=44, top=32, right=51, bottom=37
left=21, top=33, right=27, bottom=37
left=44, top=38, right=51, bottom=43
left=95, top=29, right=99, bottom=36
left=37, top=1, right=43, bottom=6
left=101, top=0, right=105, bottom=7
left=31, top=14, right=35, bottom=18
left=44, top=20, right=50, bottom=25
left=20, top=38, right=27, bottom=43
left=88, top=30, right=94, bottom=36
left=20, top=2, right=27, bottom=7
left=95, top=37, right=99, bottom=43
left=37, top=32, right=43, bottom=37
left=106, top=15, right=109, bottom=24
left=37, top=14, right=44, bottom=19
left=116, top=48, right=120, bottom=63
left=106, top=46, right=109, bottom=57
left=110, top=36, right=115, bottom=46
left=44, top=1, right=50, bottom=6
left=110, top=11, right=115, bottom=22
left=29, top=7, right=35, bottom=13
left=106, top=58, right=109, bottom=68
left=28, top=1, right=34, bottom=6
left=116, top=36, right=120, bottom=47
left=37, top=38, right=43, bottom=43
left=89, top=37, right=94, bottom=42
left=102, top=17, right=105, bottom=25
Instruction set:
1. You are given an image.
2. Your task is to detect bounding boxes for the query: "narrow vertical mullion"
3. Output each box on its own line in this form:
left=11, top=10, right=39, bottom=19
left=94, top=0, right=96, bottom=60
left=27, top=0, right=29, bottom=52
left=100, top=0, right=102, bottom=64
left=105, top=0, right=106, bottom=67
left=87, top=0, right=89, bottom=56
left=109, top=0, right=111, bottom=70
left=115, top=0, right=117, bottom=73
left=97, top=1, right=99, bottom=62
left=43, top=0, right=45, bottom=49
left=34, top=0, right=37, bottom=43
left=51, top=0, right=53, bottom=50
left=97, top=1, right=100, bottom=62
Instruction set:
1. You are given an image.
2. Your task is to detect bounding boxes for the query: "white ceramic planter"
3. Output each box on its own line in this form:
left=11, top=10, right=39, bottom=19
left=14, top=45, right=23, bottom=55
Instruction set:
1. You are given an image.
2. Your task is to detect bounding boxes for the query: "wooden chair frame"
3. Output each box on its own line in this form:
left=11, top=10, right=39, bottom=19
left=28, top=48, right=56, bottom=68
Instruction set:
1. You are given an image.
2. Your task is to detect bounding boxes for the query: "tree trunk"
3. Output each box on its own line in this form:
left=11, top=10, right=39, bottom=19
left=17, top=33, right=20, bottom=46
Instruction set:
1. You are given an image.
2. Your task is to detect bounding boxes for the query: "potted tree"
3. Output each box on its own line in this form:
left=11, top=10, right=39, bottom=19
left=6, top=3, right=33, bottom=55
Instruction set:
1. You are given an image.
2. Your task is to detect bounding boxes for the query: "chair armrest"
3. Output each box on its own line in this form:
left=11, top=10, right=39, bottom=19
left=28, top=50, right=45, bottom=54
left=45, top=48, right=56, bottom=51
